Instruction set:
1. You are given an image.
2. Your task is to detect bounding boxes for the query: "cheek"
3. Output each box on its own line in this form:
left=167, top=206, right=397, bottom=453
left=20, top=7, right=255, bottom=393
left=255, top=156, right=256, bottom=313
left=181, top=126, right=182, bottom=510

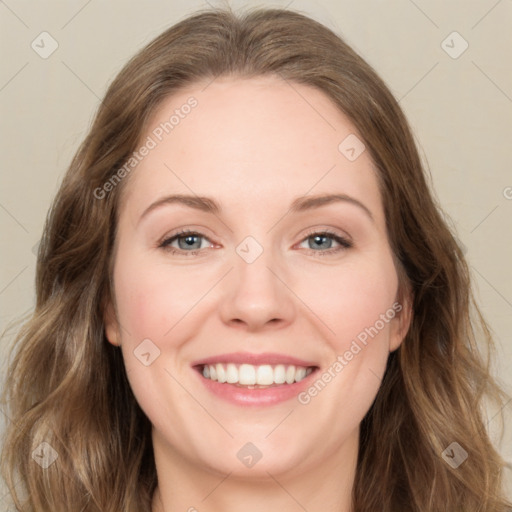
left=112, top=259, right=198, bottom=423
left=294, top=251, right=399, bottom=350
left=294, top=256, right=399, bottom=439
left=113, top=256, right=209, bottom=344
left=114, top=275, right=163, bottom=342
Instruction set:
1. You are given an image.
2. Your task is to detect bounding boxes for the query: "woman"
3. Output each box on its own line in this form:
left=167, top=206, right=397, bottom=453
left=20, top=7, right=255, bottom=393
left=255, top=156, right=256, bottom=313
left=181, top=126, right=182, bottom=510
left=1, top=6, right=510, bottom=512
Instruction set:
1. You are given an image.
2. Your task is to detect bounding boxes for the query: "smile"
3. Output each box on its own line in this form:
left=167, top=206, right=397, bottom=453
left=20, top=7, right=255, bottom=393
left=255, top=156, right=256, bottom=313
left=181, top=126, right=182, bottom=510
left=192, top=352, right=320, bottom=406
left=200, top=363, right=315, bottom=388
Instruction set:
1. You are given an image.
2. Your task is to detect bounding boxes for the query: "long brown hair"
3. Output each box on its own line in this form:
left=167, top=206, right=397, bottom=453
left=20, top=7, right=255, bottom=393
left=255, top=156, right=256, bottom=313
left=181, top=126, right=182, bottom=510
left=2, top=6, right=510, bottom=511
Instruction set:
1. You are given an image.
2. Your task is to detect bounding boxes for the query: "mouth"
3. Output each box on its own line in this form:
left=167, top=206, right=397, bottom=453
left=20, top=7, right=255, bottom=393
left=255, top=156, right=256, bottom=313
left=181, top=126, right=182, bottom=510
left=195, top=363, right=317, bottom=389
left=191, top=353, right=320, bottom=406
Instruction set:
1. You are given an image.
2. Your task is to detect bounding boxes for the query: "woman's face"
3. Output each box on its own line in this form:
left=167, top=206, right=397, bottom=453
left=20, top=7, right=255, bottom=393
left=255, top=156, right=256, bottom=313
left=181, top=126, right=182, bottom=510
left=105, top=76, right=411, bottom=480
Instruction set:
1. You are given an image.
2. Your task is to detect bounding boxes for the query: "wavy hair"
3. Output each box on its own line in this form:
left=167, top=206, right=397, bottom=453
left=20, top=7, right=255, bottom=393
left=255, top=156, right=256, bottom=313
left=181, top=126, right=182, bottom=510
left=2, top=6, right=510, bottom=511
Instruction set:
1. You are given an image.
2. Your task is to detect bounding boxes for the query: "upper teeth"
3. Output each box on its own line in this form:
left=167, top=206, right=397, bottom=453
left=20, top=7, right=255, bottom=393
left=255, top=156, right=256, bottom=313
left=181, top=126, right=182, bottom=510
left=202, top=363, right=313, bottom=385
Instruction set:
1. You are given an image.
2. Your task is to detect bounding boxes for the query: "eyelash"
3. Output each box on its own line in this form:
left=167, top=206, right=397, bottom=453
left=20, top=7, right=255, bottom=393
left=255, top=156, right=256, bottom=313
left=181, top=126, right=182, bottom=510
left=158, top=228, right=353, bottom=257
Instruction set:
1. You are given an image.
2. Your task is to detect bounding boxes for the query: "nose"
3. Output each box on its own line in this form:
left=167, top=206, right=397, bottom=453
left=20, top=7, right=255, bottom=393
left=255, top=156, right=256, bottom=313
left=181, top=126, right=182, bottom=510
left=218, top=245, right=296, bottom=332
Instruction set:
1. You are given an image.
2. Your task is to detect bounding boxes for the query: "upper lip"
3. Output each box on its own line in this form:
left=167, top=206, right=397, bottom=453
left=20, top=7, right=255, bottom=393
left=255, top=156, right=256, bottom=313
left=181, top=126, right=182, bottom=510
left=192, top=352, right=318, bottom=368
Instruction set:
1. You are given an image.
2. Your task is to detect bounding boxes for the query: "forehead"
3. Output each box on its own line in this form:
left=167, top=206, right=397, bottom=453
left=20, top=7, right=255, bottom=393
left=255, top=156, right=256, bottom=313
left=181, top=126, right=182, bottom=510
left=119, top=76, right=384, bottom=227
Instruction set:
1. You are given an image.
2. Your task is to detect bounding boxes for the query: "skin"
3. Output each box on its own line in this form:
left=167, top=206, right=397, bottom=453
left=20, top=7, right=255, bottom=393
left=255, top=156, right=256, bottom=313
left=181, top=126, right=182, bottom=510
left=104, top=76, right=412, bottom=512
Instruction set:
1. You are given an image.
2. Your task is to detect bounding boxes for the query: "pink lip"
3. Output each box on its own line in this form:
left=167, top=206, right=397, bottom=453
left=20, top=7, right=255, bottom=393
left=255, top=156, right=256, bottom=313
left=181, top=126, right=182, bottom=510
left=191, top=352, right=318, bottom=367
left=191, top=352, right=319, bottom=407
left=194, top=368, right=319, bottom=407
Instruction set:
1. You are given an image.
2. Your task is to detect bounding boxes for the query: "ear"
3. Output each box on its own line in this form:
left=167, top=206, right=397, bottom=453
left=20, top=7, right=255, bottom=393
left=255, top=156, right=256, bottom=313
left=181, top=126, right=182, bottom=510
left=388, top=285, right=413, bottom=353
left=103, top=300, right=121, bottom=347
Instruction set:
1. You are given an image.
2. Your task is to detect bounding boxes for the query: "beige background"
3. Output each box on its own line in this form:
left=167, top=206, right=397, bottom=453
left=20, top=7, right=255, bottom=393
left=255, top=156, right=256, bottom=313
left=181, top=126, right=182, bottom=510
left=1, top=0, right=511, bottom=506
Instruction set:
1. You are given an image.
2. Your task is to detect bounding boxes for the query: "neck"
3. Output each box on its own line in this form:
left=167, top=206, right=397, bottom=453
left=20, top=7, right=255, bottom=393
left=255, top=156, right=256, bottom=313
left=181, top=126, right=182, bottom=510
left=151, top=428, right=358, bottom=512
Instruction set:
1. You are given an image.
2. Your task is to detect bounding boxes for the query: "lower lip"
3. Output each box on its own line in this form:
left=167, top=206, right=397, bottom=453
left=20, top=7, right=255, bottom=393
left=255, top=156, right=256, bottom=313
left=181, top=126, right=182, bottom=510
left=195, top=368, right=318, bottom=406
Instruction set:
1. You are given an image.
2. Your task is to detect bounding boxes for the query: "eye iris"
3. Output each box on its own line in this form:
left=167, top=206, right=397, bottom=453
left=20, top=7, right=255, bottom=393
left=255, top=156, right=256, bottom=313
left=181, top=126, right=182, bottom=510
left=310, top=234, right=332, bottom=249
left=179, top=234, right=201, bottom=250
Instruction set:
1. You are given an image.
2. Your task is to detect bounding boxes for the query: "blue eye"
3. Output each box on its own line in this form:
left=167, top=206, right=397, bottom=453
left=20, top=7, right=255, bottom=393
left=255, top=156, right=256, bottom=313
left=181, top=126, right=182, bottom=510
left=298, top=231, right=352, bottom=254
left=159, top=230, right=210, bottom=254
left=158, top=229, right=352, bottom=256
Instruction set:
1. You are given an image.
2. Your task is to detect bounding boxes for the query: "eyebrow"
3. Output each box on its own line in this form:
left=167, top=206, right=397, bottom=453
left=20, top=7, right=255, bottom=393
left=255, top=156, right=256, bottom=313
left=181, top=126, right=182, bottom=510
left=139, top=193, right=374, bottom=223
